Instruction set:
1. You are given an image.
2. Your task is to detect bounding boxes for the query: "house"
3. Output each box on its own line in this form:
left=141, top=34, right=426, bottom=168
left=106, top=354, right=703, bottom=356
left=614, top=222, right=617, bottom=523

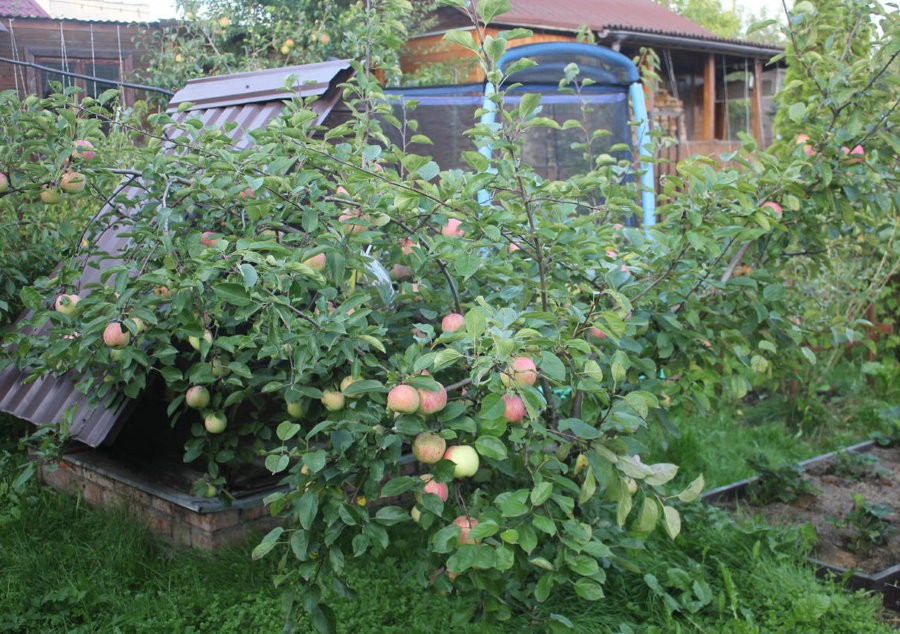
left=0, top=0, right=163, bottom=106
left=401, top=0, right=785, bottom=162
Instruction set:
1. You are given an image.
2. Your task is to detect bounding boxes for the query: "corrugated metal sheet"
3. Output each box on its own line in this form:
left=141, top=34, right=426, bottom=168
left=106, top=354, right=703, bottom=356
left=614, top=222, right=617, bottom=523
left=470, top=0, right=715, bottom=39
left=0, top=60, right=353, bottom=447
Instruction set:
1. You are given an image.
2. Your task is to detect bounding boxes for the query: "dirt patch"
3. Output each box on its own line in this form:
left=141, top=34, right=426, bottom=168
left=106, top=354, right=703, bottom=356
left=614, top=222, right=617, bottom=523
left=724, top=446, right=899, bottom=575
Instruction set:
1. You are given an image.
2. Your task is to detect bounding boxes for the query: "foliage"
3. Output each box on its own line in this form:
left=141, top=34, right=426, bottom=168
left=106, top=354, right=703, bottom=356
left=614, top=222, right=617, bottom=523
left=0, top=0, right=897, bottom=631
left=745, top=455, right=819, bottom=505
left=827, top=492, right=895, bottom=553
left=653, top=0, right=742, bottom=39
left=832, top=449, right=887, bottom=482
left=137, top=0, right=437, bottom=100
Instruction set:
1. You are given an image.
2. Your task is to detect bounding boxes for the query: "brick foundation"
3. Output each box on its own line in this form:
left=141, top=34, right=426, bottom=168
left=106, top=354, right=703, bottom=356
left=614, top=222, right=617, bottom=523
left=40, top=449, right=283, bottom=549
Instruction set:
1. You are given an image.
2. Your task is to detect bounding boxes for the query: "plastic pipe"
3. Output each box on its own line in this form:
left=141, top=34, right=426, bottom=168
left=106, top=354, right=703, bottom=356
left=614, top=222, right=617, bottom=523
left=629, top=82, right=656, bottom=231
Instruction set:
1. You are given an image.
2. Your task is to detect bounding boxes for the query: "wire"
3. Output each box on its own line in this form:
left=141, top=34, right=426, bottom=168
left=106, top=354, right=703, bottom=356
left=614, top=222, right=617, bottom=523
left=0, top=56, right=175, bottom=96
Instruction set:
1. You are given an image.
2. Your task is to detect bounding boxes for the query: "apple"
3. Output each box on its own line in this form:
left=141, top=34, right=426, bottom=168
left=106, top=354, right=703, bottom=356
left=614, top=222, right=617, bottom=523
left=419, top=474, right=449, bottom=502
left=586, top=326, right=605, bottom=341
left=410, top=506, right=422, bottom=523
left=387, top=384, right=420, bottom=414
left=218, top=16, right=230, bottom=28
left=574, top=453, right=589, bottom=475
left=624, top=477, right=638, bottom=495
left=338, top=208, right=367, bottom=234
left=444, top=445, right=479, bottom=478
left=303, top=253, right=327, bottom=271
left=501, top=394, right=526, bottom=423
left=174, top=53, right=184, bottom=63
left=452, top=515, right=479, bottom=545
left=73, top=140, right=95, bottom=161
left=321, top=389, right=345, bottom=412
left=128, top=317, right=146, bottom=333
left=501, top=356, right=538, bottom=387
left=185, top=386, right=210, bottom=409
left=102, top=321, right=130, bottom=348
left=761, top=201, right=782, bottom=216
left=41, top=187, right=62, bottom=204
left=286, top=399, right=303, bottom=418
left=211, top=357, right=227, bottom=377
left=606, top=249, right=618, bottom=258
left=153, top=285, right=173, bottom=299
left=399, top=238, right=417, bottom=256
left=390, top=264, right=413, bottom=281
left=54, top=293, right=80, bottom=315
left=188, top=329, right=213, bottom=351
left=842, top=144, right=864, bottom=164
left=0, top=172, right=8, bottom=193
left=412, top=432, right=446, bottom=464
left=441, top=218, right=464, bottom=237
left=204, top=411, right=227, bottom=434
left=508, top=242, right=520, bottom=253
left=319, top=32, right=330, bottom=45
left=417, top=382, right=447, bottom=415
left=441, top=312, right=465, bottom=333
left=200, top=231, right=219, bottom=247
left=109, top=348, right=123, bottom=361
left=794, top=133, right=815, bottom=156
left=238, top=187, right=256, bottom=199
left=60, top=171, right=86, bottom=193
left=340, top=375, right=361, bottom=397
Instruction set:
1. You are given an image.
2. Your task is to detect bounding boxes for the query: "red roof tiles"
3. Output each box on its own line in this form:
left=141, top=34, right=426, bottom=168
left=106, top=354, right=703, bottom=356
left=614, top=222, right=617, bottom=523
left=0, top=0, right=49, bottom=18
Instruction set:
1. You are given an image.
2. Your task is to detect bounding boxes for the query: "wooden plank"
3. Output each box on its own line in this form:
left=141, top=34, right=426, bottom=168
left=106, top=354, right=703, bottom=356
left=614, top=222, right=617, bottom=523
left=703, top=54, right=715, bottom=141
left=751, top=58, right=764, bottom=145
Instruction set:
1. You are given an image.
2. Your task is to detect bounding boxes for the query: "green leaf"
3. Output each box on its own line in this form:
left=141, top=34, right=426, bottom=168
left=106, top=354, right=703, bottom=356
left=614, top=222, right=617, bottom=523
left=676, top=474, right=705, bottom=502
left=534, top=572, right=555, bottom=602
left=341, top=379, right=384, bottom=396
left=558, top=418, right=600, bottom=440
left=265, top=453, right=290, bottom=474
left=239, top=263, right=258, bottom=288
left=645, top=463, right=678, bottom=487
left=635, top=497, right=660, bottom=533
left=578, top=469, right=597, bottom=504
left=532, top=514, right=557, bottom=535
left=454, top=253, right=481, bottom=279
left=788, top=102, right=806, bottom=123
left=663, top=506, right=682, bottom=539
left=477, top=0, right=512, bottom=24
left=357, top=335, right=386, bottom=353
left=801, top=346, right=817, bottom=365
left=530, top=481, right=554, bottom=506
left=443, top=29, right=479, bottom=53
left=311, top=604, right=336, bottom=634
left=19, top=287, right=42, bottom=310
left=530, top=556, right=555, bottom=571
left=573, top=578, right=604, bottom=601
left=214, top=282, right=252, bottom=306
left=616, top=492, right=633, bottom=527
left=539, top=351, right=566, bottom=382
left=433, top=348, right=463, bottom=371
left=375, top=506, right=410, bottom=526
left=251, top=526, right=284, bottom=560
left=475, top=435, right=508, bottom=460
left=381, top=476, right=418, bottom=498
left=465, top=307, right=487, bottom=339
left=297, top=490, right=318, bottom=530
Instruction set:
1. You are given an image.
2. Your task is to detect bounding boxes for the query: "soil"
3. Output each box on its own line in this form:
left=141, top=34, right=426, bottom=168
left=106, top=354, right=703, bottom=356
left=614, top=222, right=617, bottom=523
left=723, top=445, right=899, bottom=575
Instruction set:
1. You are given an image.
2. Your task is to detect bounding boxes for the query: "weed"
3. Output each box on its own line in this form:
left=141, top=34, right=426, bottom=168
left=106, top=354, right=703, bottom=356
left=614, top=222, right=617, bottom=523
left=827, top=493, right=896, bottom=552
left=832, top=450, right=888, bottom=481
left=746, top=455, right=820, bottom=504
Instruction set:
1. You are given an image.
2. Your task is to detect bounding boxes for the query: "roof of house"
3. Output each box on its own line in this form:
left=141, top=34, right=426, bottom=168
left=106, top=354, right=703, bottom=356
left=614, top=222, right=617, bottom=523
left=0, top=0, right=50, bottom=18
left=426, top=0, right=782, bottom=56
left=0, top=59, right=354, bottom=448
left=479, top=0, right=715, bottom=39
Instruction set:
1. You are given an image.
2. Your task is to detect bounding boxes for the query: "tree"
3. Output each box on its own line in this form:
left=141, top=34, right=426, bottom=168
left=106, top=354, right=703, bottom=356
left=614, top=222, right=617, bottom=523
left=655, top=0, right=742, bottom=38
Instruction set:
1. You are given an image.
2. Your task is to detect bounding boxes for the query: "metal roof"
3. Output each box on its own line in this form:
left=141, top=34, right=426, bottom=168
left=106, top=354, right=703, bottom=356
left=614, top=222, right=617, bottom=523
left=0, top=0, right=49, bottom=18
left=0, top=60, right=353, bottom=447
left=472, top=0, right=715, bottom=39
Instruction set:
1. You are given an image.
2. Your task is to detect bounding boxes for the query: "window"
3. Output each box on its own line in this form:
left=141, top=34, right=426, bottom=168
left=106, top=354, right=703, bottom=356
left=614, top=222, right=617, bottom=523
left=35, top=56, right=122, bottom=101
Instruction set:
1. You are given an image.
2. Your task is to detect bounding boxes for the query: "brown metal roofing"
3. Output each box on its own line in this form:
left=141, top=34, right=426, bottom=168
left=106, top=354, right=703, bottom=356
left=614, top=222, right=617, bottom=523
left=0, top=0, right=49, bottom=18
left=0, top=60, right=353, bottom=447
left=469, top=0, right=714, bottom=39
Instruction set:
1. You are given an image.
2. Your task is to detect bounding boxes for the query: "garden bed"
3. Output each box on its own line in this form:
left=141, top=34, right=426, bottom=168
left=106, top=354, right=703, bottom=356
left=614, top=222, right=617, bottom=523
left=703, top=441, right=900, bottom=611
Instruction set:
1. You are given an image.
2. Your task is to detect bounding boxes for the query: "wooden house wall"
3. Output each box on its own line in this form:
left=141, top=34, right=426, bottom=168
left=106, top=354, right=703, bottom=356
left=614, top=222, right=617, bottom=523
left=0, top=19, right=156, bottom=105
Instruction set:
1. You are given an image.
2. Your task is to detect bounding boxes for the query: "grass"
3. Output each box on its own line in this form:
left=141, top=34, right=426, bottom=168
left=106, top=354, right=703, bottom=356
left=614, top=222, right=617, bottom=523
left=0, top=359, right=896, bottom=633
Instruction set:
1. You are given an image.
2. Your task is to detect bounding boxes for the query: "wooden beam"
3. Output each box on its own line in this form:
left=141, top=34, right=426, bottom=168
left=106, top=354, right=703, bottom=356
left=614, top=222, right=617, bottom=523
left=703, top=54, right=715, bottom=141
left=751, top=59, right=764, bottom=146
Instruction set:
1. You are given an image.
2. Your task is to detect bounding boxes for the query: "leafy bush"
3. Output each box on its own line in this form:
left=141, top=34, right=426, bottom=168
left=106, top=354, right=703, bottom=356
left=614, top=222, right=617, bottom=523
left=1, top=0, right=897, bottom=631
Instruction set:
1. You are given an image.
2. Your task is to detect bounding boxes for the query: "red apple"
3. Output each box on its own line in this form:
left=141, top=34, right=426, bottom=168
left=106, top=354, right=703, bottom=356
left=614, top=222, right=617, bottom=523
left=200, top=231, right=219, bottom=247
left=761, top=201, right=782, bottom=216
left=794, top=134, right=815, bottom=156
left=102, top=322, right=130, bottom=348
left=185, top=386, right=210, bottom=409
left=452, top=515, right=479, bottom=545
left=60, top=171, right=86, bottom=194
left=412, top=432, right=446, bottom=464
left=441, top=313, right=465, bottom=333
left=321, top=389, right=345, bottom=412
left=508, top=242, right=520, bottom=253
left=399, top=238, right=417, bottom=256
left=605, top=249, right=618, bottom=258
left=501, top=356, right=538, bottom=388
left=387, top=384, right=419, bottom=414
left=338, top=208, right=367, bottom=234
left=420, top=474, right=449, bottom=502
left=417, top=382, right=447, bottom=415
left=842, top=144, right=864, bottom=164
left=54, top=293, right=80, bottom=315
left=586, top=326, right=605, bottom=341
left=238, top=187, right=255, bottom=199
left=204, top=411, right=227, bottom=433
left=0, top=172, right=9, bottom=192
left=441, top=218, right=464, bottom=237
left=444, top=445, right=479, bottom=478
left=72, top=140, right=95, bottom=161
left=501, top=394, right=526, bottom=424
